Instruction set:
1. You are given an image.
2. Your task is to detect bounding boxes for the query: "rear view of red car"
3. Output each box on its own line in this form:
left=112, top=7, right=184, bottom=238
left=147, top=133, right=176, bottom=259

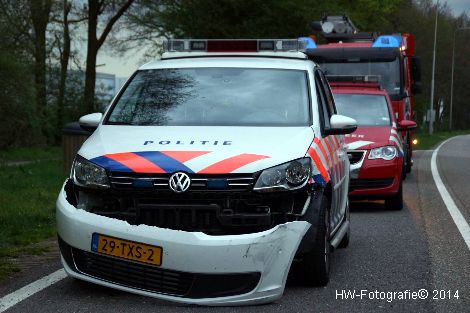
left=330, top=76, right=416, bottom=210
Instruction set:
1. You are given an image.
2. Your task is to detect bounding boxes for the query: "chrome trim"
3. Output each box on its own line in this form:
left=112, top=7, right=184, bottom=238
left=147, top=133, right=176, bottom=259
left=296, top=195, right=311, bottom=216
left=109, top=174, right=255, bottom=190
left=333, top=175, right=346, bottom=191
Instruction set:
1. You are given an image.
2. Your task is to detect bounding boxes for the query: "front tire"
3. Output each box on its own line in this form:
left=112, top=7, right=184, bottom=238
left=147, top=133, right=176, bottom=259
left=402, top=159, right=407, bottom=180
left=405, top=142, right=412, bottom=173
left=385, top=180, right=403, bottom=210
left=298, top=195, right=331, bottom=286
left=338, top=200, right=350, bottom=248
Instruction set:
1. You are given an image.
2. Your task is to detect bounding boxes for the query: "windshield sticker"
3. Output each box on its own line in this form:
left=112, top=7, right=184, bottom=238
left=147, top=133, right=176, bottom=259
left=345, top=134, right=365, bottom=138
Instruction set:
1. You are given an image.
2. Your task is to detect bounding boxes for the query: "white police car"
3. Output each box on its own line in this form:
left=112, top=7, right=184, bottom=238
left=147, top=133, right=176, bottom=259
left=56, top=39, right=357, bottom=305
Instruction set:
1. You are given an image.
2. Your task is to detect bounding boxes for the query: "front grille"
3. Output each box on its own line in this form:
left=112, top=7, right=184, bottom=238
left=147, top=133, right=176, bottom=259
left=73, top=248, right=193, bottom=296
left=109, top=172, right=255, bottom=191
left=65, top=243, right=261, bottom=299
left=350, top=178, right=394, bottom=190
left=88, top=190, right=306, bottom=235
left=348, top=150, right=366, bottom=165
left=137, top=203, right=221, bottom=232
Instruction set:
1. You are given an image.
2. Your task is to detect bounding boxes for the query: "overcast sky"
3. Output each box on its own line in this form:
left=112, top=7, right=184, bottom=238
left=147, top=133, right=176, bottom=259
left=95, top=0, right=470, bottom=78
left=443, top=0, right=469, bottom=16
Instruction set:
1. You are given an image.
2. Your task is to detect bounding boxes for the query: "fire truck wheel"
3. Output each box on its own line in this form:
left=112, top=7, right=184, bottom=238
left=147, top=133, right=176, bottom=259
left=299, top=195, right=330, bottom=286
left=385, top=181, right=403, bottom=210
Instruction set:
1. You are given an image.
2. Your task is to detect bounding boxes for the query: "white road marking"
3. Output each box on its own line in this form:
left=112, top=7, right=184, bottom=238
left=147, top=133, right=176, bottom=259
left=0, top=269, right=66, bottom=312
left=431, top=136, right=470, bottom=251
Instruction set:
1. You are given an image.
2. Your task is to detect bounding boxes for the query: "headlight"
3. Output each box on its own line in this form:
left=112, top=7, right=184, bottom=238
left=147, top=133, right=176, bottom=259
left=254, top=158, right=311, bottom=192
left=368, top=146, right=397, bottom=161
left=73, top=155, right=110, bottom=189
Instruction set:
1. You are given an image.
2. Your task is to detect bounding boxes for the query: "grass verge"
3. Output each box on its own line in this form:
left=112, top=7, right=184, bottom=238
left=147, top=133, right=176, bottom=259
left=0, top=146, right=61, bottom=163
left=413, top=129, right=470, bottom=150
left=0, top=154, right=65, bottom=280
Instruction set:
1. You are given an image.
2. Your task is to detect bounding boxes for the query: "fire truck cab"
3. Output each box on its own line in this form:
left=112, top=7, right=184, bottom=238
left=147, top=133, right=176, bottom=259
left=305, top=15, right=421, bottom=174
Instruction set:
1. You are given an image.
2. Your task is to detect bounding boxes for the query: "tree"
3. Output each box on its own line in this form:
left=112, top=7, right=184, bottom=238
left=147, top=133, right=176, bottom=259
left=83, top=0, right=135, bottom=114
left=0, top=51, right=36, bottom=149
left=29, top=0, right=53, bottom=126
left=126, top=0, right=318, bottom=40
left=0, top=1, right=31, bottom=54
left=0, top=1, right=38, bottom=148
left=117, top=0, right=405, bottom=60
left=52, top=0, right=87, bottom=142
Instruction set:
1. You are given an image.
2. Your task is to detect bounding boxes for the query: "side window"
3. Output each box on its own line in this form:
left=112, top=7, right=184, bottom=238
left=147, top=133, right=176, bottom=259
left=314, top=70, right=331, bottom=131
left=318, top=71, right=337, bottom=115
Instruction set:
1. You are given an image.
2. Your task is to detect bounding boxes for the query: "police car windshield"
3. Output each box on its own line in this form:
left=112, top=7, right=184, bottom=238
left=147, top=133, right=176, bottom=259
left=106, top=68, right=310, bottom=126
left=319, top=59, right=401, bottom=98
left=334, top=94, right=391, bottom=126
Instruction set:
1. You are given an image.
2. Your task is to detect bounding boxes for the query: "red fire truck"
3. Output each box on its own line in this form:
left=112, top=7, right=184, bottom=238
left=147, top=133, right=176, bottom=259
left=305, top=15, right=421, bottom=173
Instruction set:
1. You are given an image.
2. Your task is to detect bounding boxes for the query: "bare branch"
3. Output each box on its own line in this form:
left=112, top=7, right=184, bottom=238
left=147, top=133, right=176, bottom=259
left=97, top=0, right=135, bottom=49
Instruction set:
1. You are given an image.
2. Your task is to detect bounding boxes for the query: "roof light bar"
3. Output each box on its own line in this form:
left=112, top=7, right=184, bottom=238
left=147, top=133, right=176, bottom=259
left=163, top=39, right=308, bottom=53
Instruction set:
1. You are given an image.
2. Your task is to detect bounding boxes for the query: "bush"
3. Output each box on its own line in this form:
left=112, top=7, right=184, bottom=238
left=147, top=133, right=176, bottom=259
left=0, top=51, right=40, bottom=149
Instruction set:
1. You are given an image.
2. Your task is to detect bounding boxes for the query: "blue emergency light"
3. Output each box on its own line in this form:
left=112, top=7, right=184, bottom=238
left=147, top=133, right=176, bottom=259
left=298, top=37, right=317, bottom=49
left=372, top=35, right=400, bottom=48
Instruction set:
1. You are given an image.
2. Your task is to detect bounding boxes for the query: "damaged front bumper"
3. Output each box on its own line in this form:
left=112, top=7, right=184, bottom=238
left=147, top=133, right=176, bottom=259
left=56, top=185, right=310, bottom=305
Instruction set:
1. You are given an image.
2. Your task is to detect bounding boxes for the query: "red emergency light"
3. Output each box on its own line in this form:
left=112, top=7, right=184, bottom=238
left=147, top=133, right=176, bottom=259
left=207, top=40, right=257, bottom=52
left=401, top=33, right=415, bottom=56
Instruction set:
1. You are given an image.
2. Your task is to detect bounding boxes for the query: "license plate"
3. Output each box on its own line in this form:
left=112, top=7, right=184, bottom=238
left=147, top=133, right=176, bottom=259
left=91, top=233, right=162, bottom=266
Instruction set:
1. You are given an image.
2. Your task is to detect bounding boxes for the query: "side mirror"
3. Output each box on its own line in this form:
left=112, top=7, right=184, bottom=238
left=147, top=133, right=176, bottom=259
left=397, top=120, right=417, bottom=131
left=412, top=81, right=422, bottom=94
left=411, top=57, right=421, bottom=82
left=79, top=113, right=103, bottom=132
left=326, top=114, right=357, bottom=135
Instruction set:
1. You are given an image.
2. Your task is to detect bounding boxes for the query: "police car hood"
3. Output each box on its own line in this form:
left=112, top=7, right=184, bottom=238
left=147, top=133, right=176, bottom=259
left=79, top=125, right=314, bottom=174
left=345, top=126, right=401, bottom=150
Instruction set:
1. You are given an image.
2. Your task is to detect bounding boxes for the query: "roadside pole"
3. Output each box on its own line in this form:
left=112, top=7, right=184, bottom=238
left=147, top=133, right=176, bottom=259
left=429, top=2, right=438, bottom=135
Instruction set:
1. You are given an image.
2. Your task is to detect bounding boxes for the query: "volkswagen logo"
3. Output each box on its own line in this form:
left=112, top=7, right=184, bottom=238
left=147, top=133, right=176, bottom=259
left=168, top=172, right=191, bottom=193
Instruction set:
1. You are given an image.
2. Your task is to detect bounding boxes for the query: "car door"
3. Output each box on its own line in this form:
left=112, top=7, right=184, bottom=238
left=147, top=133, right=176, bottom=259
left=315, top=70, right=348, bottom=230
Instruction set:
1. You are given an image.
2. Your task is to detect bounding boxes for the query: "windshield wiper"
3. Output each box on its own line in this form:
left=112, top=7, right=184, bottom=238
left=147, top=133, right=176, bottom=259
left=106, top=121, right=134, bottom=125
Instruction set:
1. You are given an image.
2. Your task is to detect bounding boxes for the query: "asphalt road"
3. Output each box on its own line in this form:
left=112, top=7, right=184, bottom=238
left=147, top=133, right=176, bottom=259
left=1, top=135, right=470, bottom=313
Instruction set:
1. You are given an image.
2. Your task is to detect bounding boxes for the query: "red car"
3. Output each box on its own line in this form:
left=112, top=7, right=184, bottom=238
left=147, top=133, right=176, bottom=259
left=330, top=78, right=416, bottom=210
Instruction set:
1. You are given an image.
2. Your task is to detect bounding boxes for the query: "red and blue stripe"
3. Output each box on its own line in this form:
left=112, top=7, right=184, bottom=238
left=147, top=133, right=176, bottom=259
left=90, top=151, right=268, bottom=174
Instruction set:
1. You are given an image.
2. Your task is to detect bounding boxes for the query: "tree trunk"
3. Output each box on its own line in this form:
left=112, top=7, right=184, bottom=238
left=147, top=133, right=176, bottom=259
left=29, top=0, right=52, bottom=128
left=83, top=0, right=99, bottom=114
left=56, top=0, right=71, bottom=143
left=83, top=0, right=135, bottom=114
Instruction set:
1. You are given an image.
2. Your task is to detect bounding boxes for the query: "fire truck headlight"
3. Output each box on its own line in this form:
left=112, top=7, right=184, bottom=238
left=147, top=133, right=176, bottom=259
left=368, top=146, right=398, bottom=161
